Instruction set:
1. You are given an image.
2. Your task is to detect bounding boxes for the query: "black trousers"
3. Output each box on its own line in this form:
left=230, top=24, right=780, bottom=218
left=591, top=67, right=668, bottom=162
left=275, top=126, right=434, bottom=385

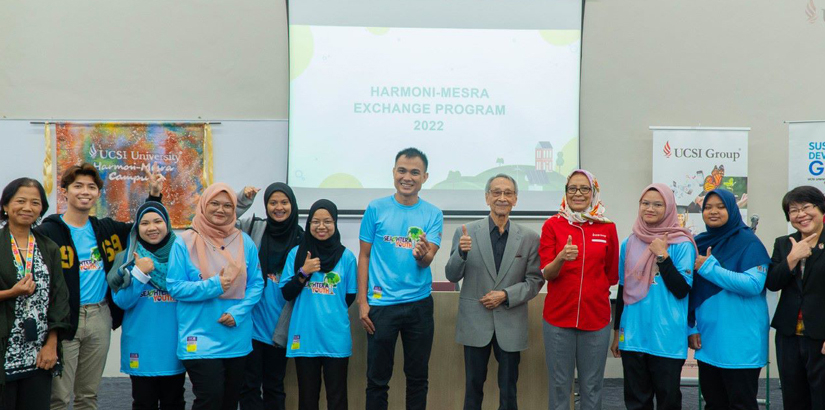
left=366, top=296, right=434, bottom=410
left=183, top=356, right=247, bottom=410
left=463, top=335, right=520, bottom=410
left=697, top=361, right=759, bottom=410
left=239, top=340, right=288, bottom=410
left=0, top=369, right=51, bottom=410
left=775, top=333, right=825, bottom=410
left=294, top=357, right=349, bottom=410
left=620, top=350, right=685, bottom=410
left=130, top=373, right=186, bottom=410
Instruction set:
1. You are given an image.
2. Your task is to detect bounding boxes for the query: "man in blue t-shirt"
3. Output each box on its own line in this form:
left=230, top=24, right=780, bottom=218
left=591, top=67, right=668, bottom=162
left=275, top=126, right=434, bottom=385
left=358, top=148, right=444, bottom=410
left=36, top=163, right=164, bottom=410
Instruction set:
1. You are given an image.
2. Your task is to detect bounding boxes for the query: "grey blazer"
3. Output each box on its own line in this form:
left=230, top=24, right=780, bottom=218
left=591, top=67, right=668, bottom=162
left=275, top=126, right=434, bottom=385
left=444, top=218, right=544, bottom=352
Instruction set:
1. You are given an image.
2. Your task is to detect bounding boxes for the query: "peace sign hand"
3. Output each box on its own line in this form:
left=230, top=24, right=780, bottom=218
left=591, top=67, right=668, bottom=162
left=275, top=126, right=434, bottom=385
left=146, top=162, right=166, bottom=197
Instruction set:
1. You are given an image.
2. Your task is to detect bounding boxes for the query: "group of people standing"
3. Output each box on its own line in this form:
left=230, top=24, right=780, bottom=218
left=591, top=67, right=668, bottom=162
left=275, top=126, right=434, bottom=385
left=0, top=146, right=823, bottom=410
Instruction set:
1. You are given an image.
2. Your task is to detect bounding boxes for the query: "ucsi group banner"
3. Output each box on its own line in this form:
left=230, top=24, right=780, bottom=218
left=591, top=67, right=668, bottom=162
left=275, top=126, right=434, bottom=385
left=55, top=123, right=207, bottom=228
left=651, top=127, right=749, bottom=237
left=789, top=121, right=825, bottom=194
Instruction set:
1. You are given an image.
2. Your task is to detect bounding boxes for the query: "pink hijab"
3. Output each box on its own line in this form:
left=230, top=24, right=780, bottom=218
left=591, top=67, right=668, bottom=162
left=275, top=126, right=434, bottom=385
left=181, top=183, right=246, bottom=299
left=623, top=183, right=696, bottom=305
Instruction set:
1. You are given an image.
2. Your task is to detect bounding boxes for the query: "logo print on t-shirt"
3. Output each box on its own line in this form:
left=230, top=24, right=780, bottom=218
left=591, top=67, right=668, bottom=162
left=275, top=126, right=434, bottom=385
left=129, top=353, right=139, bottom=369
left=382, top=226, right=424, bottom=250
left=291, top=335, right=301, bottom=350
left=79, top=246, right=103, bottom=272
left=308, top=272, right=341, bottom=295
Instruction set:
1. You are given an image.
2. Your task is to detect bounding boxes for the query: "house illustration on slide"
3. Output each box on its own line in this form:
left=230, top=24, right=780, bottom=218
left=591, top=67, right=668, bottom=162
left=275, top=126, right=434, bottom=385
left=535, top=141, right=554, bottom=171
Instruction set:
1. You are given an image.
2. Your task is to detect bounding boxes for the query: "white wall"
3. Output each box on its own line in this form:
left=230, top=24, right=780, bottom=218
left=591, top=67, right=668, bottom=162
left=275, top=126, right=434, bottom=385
left=3, top=0, right=823, bottom=379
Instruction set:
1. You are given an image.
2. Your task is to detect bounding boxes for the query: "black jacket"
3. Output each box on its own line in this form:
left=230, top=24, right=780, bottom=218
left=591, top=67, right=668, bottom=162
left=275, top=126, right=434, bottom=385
left=0, top=226, right=71, bottom=386
left=766, top=232, right=825, bottom=339
left=33, top=195, right=160, bottom=340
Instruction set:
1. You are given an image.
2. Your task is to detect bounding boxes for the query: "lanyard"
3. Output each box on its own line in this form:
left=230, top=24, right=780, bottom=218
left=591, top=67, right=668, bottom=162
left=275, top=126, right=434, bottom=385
left=10, top=232, right=35, bottom=278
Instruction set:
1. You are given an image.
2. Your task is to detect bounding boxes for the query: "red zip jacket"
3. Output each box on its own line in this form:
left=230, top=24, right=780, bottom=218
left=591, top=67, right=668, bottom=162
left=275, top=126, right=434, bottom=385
left=539, top=214, right=619, bottom=331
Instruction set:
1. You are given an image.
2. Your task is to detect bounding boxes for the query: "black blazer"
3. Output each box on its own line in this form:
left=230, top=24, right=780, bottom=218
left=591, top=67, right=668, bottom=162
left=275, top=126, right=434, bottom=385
left=766, top=232, right=825, bottom=339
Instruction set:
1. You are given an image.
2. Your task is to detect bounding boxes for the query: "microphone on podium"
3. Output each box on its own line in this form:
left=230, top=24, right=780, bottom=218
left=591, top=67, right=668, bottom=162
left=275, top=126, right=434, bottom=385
left=749, top=214, right=759, bottom=232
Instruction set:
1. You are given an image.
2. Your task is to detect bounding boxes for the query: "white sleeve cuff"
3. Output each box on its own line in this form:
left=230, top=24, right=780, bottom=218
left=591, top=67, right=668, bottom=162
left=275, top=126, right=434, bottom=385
left=131, top=266, right=152, bottom=284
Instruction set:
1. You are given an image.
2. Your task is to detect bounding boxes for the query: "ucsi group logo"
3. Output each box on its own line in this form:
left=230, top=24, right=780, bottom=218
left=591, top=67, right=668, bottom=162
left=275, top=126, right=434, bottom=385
left=661, top=141, right=741, bottom=161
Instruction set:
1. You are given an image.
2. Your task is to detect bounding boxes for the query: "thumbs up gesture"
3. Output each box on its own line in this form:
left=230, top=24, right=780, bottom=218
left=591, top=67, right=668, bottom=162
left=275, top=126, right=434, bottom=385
left=459, top=225, right=472, bottom=253
left=218, top=260, right=243, bottom=292
left=133, top=252, right=155, bottom=274
left=558, top=235, right=579, bottom=262
left=302, top=251, right=321, bottom=275
left=694, top=247, right=712, bottom=271
left=648, top=232, right=670, bottom=258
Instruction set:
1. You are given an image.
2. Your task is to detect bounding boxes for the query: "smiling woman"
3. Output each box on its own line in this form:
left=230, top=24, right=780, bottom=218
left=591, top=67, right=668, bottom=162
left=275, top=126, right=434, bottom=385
left=0, top=178, right=71, bottom=410
left=767, top=186, right=825, bottom=409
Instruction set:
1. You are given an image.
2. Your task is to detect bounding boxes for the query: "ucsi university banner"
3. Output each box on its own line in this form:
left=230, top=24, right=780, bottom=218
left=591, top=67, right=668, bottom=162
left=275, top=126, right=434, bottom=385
left=55, top=123, right=209, bottom=228
left=651, top=127, right=749, bottom=237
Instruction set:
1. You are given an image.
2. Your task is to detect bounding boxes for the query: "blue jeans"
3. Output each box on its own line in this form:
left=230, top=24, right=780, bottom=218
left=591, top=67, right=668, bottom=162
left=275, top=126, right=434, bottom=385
left=365, top=296, right=434, bottom=410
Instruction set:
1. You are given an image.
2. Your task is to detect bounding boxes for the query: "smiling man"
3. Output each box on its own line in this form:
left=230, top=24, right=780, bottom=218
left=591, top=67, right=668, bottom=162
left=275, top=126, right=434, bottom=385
left=358, top=147, right=443, bottom=410
left=35, top=163, right=163, bottom=410
left=444, top=174, right=543, bottom=410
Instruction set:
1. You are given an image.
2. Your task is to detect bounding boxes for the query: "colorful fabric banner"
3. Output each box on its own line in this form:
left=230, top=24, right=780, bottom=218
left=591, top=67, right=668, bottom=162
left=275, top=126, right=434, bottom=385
left=55, top=123, right=207, bottom=228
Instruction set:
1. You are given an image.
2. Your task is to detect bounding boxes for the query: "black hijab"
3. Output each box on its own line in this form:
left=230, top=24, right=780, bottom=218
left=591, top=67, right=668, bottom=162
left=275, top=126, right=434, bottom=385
left=294, top=199, right=346, bottom=274
left=259, top=183, right=303, bottom=277
left=135, top=201, right=173, bottom=254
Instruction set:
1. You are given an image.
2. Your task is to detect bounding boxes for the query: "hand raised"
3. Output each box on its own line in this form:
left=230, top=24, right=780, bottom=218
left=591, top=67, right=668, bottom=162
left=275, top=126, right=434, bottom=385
left=648, top=233, right=670, bottom=257
left=146, top=162, right=166, bottom=197
left=134, top=252, right=155, bottom=274
left=459, top=225, right=472, bottom=253
left=694, top=247, right=711, bottom=271
left=413, top=232, right=430, bottom=261
left=789, top=234, right=817, bottom=263
left=242, top=186, right=260, bottom=199
left=302, top=252, right=321, bottom=275
left=558, top=235, right=578, bottom=262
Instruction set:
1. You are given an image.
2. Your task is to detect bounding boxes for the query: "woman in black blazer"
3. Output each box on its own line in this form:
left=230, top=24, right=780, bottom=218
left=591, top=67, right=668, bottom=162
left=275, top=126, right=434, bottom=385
left=767, top=186, right=825, bottom=410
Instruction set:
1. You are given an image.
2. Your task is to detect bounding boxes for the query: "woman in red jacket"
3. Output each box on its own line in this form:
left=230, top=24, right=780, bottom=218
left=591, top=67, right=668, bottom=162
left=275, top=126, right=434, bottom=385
left=539, top=169, right=619, bottom=410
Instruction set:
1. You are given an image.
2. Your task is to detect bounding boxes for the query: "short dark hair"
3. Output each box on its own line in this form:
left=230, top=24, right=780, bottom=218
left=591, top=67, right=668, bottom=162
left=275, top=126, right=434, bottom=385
left=395, top=147, right=428, bottom=171
left=782, top=186, right=825, bottom=221
left=60, top=163, right=103, bottom=190
left=0, top=178, right=50, bottom=221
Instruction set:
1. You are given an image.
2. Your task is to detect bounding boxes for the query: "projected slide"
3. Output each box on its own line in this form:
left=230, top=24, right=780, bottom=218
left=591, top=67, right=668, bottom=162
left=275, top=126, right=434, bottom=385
left=288, top=0, right=582, bottom=212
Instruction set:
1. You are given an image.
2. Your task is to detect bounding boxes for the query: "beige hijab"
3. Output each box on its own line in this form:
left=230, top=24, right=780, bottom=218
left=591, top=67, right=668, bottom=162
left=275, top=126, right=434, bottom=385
left=180, top=183, right=246, bottom=299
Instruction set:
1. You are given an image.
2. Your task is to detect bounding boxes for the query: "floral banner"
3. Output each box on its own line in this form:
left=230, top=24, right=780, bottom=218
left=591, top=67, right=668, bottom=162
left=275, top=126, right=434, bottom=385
left=55, top=123, right=207, bottom=228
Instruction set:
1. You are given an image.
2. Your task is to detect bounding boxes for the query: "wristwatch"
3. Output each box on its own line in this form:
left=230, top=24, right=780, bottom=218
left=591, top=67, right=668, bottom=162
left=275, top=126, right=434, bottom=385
left=656, top=254, right=666, bottom=263
left=298, top=267, right=310, bottom=279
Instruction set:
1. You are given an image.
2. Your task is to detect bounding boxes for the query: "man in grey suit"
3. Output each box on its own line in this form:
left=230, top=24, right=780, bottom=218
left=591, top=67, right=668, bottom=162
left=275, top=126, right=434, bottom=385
left=445, top=174, right=544, bottom=410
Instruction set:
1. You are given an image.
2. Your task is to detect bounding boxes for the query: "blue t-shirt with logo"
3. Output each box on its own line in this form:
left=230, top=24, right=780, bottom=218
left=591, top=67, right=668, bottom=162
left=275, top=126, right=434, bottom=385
left=690, top=258, right=769, bottom=368
left=280, top=247, right=357, bottom=358
left=618, top=239, right=695, bottom=359
left=62, top=216, right=107, bottom=305
left=112, top=275, right=184, bottom=376
left=251, top=271, right=288, bottom=346
left=359, top=196, right=443, bottom=306
left=166, top=234, right=264, bottom=360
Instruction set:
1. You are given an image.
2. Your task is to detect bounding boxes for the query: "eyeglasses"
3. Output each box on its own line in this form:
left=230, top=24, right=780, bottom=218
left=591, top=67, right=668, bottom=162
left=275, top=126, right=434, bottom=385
left=789, top=204, right=816, bottom=217
left=639, top=201, right=665, bottom=210
left=566, top=186, right=592, bottom=195
left=488, top=190, right=516, bottom=198
left=310, top=220, right=334, bottom=227
left=207, top=201, right=234, bottom=211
